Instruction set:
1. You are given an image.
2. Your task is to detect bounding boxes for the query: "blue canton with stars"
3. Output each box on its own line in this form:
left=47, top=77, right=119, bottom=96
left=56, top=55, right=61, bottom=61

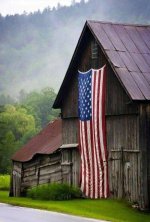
left=78, top=70, right=92, bottom=121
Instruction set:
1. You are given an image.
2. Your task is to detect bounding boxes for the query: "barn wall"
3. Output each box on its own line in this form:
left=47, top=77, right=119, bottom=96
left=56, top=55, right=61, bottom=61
left=11, top=149, right=80, bottom=196
left=21, top=153, right=62, bottom=194
left=146, top=104, right=150, bottom=208
left=12, top=161, right=22, bottom=197
left=107, top=115, right=140, bottom=201
left=138, top=104, right=150, bottom=209
left=60, top=29, right=143, bottom=205
left=61, top=148, right=80, bottom=186
left=62, top=118, right=78, bottom=144
left=105, top=58, right=140, bottom=203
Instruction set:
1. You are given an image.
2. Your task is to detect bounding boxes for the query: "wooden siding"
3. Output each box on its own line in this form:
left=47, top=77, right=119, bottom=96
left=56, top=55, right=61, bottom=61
left=12, top=149, right=80, bottom=196
left=61, top=148, right=80, bottom=186
left=62, top=118, right=78, bottom=144
left=146, top=104, right=150, bottom=207
left=107, top=115, right=140, bottom=202
left=138, top=104, right=150, bottom=209
left=12, top=162, right=22, bottom=197
left=20, top=153, right=62, bottom=193
left=62, top=75, right=78, bottom=118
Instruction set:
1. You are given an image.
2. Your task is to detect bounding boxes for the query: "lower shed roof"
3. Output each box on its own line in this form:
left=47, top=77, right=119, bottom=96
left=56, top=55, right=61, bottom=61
left=12, top=119, right=62, bottom=162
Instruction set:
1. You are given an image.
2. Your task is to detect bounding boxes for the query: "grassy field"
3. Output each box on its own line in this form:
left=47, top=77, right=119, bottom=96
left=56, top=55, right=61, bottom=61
left=0, top=175, right=10, bottom=191
left=0, top=191, right=150, bottom=222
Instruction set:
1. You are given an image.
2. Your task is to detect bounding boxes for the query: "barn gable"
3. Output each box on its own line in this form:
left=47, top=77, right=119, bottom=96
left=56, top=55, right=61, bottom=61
left=52, top=20, right=150, bottom=209
left=53, top=21, right=150, bottom=109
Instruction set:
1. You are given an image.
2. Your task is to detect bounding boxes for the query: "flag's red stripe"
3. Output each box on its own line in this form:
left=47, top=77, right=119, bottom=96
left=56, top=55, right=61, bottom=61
left=86, top=121, right=93, bottom=198
left=90, top=120, right=95, bottom=198
left=96, top=69, right=104, bottom=197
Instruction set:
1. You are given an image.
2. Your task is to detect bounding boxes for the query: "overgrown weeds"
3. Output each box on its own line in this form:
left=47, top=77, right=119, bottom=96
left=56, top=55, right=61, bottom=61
left=27, top=183, right=82, bottom=200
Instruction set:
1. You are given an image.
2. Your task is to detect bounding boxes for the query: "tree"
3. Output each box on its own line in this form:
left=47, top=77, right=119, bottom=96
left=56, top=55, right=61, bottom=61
left=0, top=104, right=37, bottom=173
left=20, top=87, right=59, bottom=128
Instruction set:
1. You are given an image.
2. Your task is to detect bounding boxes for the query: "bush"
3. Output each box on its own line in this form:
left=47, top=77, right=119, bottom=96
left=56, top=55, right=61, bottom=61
left=0, top=175, right=10, bottom=190
left=27, top=183, right=82, bottom=200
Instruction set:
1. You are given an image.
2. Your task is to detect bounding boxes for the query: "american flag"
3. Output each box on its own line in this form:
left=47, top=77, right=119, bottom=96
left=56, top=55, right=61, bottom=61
left=78, top=65, right=109, bottom=199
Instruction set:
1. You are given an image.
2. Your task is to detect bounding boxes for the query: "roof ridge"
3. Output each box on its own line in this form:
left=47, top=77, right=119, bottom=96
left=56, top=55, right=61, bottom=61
left=87, top=20, right=150, bottom=27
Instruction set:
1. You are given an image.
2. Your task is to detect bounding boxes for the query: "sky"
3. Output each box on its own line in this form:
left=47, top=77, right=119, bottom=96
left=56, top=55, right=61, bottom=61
left=0, top=0, right=82, bottom=16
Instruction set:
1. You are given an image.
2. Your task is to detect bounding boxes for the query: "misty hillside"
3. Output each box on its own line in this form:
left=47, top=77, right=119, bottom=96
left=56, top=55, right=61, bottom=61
left=0, top=0, right=150, bottom=98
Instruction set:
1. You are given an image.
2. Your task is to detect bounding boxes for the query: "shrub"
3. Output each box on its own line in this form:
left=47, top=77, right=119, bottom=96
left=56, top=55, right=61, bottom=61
left=27, top=183, right=82, bottom=200
left=0, top=175, right=10, bottom=190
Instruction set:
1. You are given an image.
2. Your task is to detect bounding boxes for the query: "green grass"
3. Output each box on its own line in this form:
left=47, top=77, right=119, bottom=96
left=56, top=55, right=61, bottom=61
left=0, top=175, right=10, bottom=191
left=0, top=191, right=150, bottom=222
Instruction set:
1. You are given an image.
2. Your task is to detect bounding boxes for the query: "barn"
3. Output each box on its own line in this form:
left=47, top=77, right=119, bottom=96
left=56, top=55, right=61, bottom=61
left=10, top=119, right=80, bottom=197
left=10, top=20, right=150, bottom=210
left=53, top=21, right=150, bottom=209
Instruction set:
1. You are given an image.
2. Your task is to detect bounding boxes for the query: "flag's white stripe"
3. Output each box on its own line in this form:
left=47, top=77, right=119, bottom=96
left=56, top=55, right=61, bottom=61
left=87, top=121, right=93, bottom=198
left=93, top=70, right=103, bottom=198
left=96, top=70, right=103, bottom=198
left=99, top=67, right=107, bottom=197
left=81, top=122, right=86, bottom=194
left=92, top=71, right=98, bottom=199
left=92, top=71, right=98, bottom=198
left=82, top=121, right=89, bottom=196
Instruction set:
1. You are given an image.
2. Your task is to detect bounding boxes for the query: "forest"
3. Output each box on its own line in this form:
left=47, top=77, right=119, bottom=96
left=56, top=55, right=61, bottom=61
left=0, top=0, right=150, bottom=173
left=0, top=87, right=59, bottom=173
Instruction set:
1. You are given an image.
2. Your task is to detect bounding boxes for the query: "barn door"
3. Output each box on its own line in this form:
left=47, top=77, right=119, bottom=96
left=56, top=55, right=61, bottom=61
left=12, top=162, right=22, bottom=197
left=123, top=150, right=140, bottom=202
left=109, top=148, right=140, bottom=202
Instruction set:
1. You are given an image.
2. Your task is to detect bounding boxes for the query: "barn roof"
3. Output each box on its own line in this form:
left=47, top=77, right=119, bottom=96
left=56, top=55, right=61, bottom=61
left=12, top=119, right=62, bottom=162
left=53, top=21, right=150, bottom=108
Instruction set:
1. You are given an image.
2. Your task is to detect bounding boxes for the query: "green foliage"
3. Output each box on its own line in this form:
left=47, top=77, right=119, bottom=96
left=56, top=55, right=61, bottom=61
left=0, top=87, right=58, bottom=174
left=0, top=105, right=37, bottom=173
left=27, top=183, right=82, bottom=200
left=0, top=175, right=10, bottom=190
left=19, top=87, right=59, bottom=128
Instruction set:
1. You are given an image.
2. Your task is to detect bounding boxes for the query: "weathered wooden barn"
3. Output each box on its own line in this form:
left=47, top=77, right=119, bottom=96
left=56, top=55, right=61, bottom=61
left=53, top=21, right=150, bottom=209
left=10, top=119, right=80, bottom=197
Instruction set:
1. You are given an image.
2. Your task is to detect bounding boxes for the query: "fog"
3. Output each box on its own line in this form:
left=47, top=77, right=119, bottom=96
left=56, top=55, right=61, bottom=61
left=0, top=0, right=149, bottom=99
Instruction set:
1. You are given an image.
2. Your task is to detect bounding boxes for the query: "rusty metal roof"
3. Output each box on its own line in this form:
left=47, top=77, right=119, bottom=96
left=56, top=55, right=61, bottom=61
left=87, top=21, right=150, bottom=100
left=53, top=21, right=150, bottom=108
left=12, top=119, right=62, bottom=162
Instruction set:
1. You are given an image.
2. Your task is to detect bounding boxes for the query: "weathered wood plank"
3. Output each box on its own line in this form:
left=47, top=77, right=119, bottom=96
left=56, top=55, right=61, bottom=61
left=139, top=104, right=149, bottom=209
